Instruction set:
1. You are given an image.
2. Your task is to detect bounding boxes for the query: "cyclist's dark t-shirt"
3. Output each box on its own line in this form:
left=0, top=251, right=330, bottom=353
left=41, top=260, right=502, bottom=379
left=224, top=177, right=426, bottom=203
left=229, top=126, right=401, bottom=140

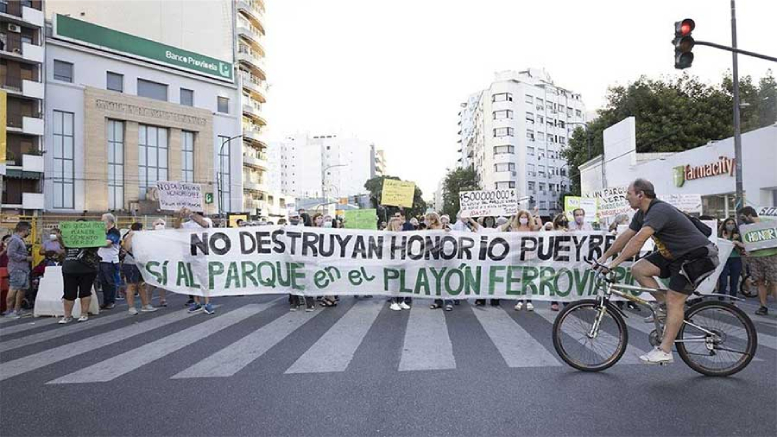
left=629, top=199, right=709, bottom=260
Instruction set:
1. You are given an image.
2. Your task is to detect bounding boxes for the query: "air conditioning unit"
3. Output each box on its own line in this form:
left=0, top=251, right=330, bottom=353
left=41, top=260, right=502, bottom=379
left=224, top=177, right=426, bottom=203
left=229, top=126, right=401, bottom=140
left=146, top=187, right=160, bottom=201
left=7, top=23, right=22, bottom=33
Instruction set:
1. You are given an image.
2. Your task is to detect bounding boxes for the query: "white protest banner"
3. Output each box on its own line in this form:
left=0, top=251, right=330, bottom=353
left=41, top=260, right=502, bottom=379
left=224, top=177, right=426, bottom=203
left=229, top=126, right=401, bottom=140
left=459, top=189, right=518, bottom=218
left=757, top=206, right=777, bottom=221
left=658, top=194, right=702, bottom=214
left=133, top=227, right=731, bottom=300
left=156, top=181, right=204, bottom=212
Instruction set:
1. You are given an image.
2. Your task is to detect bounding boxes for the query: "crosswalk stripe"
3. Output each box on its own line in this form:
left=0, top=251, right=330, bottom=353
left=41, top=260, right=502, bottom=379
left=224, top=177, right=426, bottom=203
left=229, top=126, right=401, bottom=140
left=285, top=300, right=384, bottom=374
left=172, top=307, right=322, bottom=379
left=0, top=311, right=133, bottom=353
left=47, top=303, right=277, bottom=384
left=535, top=309, right=648, bottom=364
left=0, top=317, right=59, bottom=336
left=471, top=306, right=561, bottom=368
left=398, top=305, right=456, bottom=371
left=0, top=307, right=212, bottom=382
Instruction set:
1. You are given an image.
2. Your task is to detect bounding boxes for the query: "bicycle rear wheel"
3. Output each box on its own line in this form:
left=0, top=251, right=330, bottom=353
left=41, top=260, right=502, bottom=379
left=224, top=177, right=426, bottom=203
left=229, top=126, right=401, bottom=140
left=676, top=301, right=758, bottom=377
left=552, top=300, right=628, bottom=372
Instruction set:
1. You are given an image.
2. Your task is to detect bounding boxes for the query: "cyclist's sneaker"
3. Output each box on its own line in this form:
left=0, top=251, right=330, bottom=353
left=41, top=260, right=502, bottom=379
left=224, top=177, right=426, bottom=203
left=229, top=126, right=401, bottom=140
left=644, top=304, right=667, bottom=323
left=188, top=303, right=203, bottom=314
left=755, top=306, right=768, bottom=316
left=639, top=347, right=674, bottom=365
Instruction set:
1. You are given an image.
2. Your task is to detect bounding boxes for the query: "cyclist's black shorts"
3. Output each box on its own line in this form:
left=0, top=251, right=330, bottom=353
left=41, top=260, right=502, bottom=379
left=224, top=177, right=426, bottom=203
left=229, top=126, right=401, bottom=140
left=643, top=246, right=712, bottom=295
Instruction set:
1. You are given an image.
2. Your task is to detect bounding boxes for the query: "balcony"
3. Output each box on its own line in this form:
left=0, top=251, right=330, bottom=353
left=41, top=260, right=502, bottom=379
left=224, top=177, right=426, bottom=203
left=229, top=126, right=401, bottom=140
left=242, top=99, right=266, bottom=125
left=23, top=115, right=44, bottom=135
left=237, top=45, right=266, bottom=76
left=237, top=19, right=264, bottom=48
left=22, top=192, right=44, bottom=210
left=0, top=74, right=43, bottom=99
left=243, top=153, right=268, bottom=170
left=236, top=0, right=265, bottom=27
left=494, top=170, right=517, bottom=180
left=240, top=71, right=267, bottom=99
left=243, top=179, right=268, bottom=193
left=22, top=154, right=44, bottom=172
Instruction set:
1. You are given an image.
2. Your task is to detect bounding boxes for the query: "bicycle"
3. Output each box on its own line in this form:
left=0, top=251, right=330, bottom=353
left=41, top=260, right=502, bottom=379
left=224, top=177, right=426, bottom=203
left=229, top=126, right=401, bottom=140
left=551, top=260, right=758, bottom=377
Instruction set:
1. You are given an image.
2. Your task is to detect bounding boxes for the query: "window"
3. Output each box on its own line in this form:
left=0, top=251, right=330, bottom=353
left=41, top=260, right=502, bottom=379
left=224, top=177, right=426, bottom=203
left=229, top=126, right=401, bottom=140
left=106, top=72, right=123, bottom=92
left=536, top=98, right=544, bottom=106
left=559, top=136, right=566, bottom=145
left=567, top=107, right=573, bottom=116
left=539, top=183, right=546, bottom=191
left=549, top=166, right=556, bottom=176
left=548, top=134, right=556, bottom=143
left=525, top=95, right=533, bottom=104
left=218, top=135, right=231, bottom=211
left=52, top=111, right=75, bottom=208
left=494, top=163, right=515, bottom=172
left=527, top=146, right=535, bottom=156
left=493, top=127, right=514, bottom=137
left=526, top=112, right=535, bottom=123
left=137, top=79, right=168, bottom=101
left=494, top=145, right=515, bottom=155
left=217, top=96, right=229, bottom=113
left=493, top=109, right=513, bottom=120
left=138, top=125, right=169, bottom=199
left=492, top=93, right=513, bottom=102
left=560, top=168, right=567, bottom=177
left=537, top=115, right=544, bottom=124
left=540, top=201, right=547, bottom=209
left=547, top=118, right=554, bottom=127
left=558, top=120, right=565, bottom=129
left=107, top=120, right=124, bottom=210
left=550, top=201, right=558, bottom=210
left=538, top=132, right=545, bottom=141
left=526, top=129, right=535, bottom=141
left=538, top=165, right=546, bottom=177
left=180, top=88, right=194, bottom=106
left=53, top=60, right=73, bottom=83
left=182, top=131, right=195, bottom=183
left=495, top=181, right=516, bottom=189
left=527, top=163, right=536, bottom=176
left=528, top=181, right=536, bottom=190
left=576, top=109, right=582, bottom=117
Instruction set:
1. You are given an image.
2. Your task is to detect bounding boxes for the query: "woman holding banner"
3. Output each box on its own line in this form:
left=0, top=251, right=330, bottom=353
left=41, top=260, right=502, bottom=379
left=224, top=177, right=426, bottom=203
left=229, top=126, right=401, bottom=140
left=507, top=209, right=541, bottom=311
left=427, top=213, right=454, bottom=311
left=387, top=218, right=411, bottom=311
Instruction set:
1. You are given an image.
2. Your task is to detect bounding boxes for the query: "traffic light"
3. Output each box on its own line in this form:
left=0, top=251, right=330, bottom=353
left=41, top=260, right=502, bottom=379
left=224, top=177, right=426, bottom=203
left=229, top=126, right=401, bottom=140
left=673, top=18, right=695, bottom=69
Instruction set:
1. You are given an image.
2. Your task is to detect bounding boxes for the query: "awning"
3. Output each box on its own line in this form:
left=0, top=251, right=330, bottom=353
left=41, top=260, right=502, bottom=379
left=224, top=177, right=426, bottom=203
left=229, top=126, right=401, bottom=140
left=4, top=169, right=43, bottom=180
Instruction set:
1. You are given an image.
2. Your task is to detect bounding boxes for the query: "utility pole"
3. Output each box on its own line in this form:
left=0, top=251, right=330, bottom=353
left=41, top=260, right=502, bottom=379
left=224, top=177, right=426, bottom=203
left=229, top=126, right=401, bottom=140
left=730, top=0, right=744, bottom=210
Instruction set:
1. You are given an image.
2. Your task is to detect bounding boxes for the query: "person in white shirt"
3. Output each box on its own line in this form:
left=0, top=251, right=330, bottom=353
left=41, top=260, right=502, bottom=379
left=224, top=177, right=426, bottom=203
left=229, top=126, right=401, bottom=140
left=175, top=207, right=214, bottom=314
left=569, top=208, right=593, bottom=231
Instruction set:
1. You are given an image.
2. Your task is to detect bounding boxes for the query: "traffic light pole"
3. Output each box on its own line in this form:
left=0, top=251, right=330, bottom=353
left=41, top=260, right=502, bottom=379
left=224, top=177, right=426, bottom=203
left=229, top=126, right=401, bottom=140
left=730, top=0, right=744, bottom=211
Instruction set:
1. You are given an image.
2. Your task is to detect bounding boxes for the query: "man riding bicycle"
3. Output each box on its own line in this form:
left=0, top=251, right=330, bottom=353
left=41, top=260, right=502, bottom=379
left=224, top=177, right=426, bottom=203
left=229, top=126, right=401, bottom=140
left=595, top=179, right=719, bottom=365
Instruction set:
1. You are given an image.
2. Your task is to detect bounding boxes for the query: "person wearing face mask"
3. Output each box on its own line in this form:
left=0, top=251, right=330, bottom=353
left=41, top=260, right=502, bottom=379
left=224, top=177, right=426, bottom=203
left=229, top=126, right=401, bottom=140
left=569, top=208, right=593, bottom=231
left=3, top=222, right=33, bottom=318
left=440, top=214, right=451, bottom=230
left=40, top=228, right=65, bottom=265
left=717, top=218, right=744, bottom=302
left=97, top=214, right=122, bottom=310
left=737, top=207, right=777, bottom=316
left=505, top=210, right=541, bottom=311
left=425, top=213, right=455, bottom=311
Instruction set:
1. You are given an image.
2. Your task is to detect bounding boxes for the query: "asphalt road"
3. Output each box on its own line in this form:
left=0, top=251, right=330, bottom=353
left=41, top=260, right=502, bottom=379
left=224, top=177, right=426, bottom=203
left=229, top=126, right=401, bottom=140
left=1, top=294, right=775, bottom=436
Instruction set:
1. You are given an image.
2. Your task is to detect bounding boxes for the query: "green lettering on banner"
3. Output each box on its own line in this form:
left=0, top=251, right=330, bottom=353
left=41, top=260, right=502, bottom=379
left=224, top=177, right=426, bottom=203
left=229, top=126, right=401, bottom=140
left=505, top=266, right=522, bottom=295
left=489, top=266, right=506, bottom=294
left=521, top=267, right=539, bottom=297
left=290, top=263, right=306, bottom=290
left=176, top=262, right=190, bottom=287
left=414, top=268, right=431, bottom=295
left=54, top=15, right=234, bottom=81
left=209, top=262, right=225, bottom=290
left=384, top=268, right=400, bottom=292
left=60, top=221, right=106, bottom=248
left=538, top=267, right=555, bottom=296
left=241, top=261, right=259, bottom=287
left=225, top=262, right=240, bottom=289
left=554, top=268, right=573, bottom=297
left=463, top=266, right=481, bottom=296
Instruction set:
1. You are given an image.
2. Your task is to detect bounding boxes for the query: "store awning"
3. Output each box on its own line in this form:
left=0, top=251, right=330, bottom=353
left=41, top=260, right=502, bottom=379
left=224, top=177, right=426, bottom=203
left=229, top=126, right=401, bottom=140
left=4, top=169, right=42, bottom=180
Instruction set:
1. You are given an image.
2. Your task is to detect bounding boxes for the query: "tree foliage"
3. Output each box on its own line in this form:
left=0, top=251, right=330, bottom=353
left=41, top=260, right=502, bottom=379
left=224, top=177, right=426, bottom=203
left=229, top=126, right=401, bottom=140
left=563, top=71, right=777, bottom=195
left=441, top=166, right=480, bottom=218
left=364, top=175, right=427, bottom=220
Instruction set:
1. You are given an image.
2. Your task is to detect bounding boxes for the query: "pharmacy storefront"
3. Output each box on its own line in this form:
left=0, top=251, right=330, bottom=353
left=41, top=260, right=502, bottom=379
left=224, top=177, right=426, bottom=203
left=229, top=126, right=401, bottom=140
left=581, top=119, right=777, bottom=222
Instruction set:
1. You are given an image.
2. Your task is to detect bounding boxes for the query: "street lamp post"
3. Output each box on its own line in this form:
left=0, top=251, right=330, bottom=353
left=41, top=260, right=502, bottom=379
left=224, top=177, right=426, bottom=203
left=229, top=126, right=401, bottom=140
left=321, top=164, right=348, bottom=213
left=218, top=134, right=243, bottom=222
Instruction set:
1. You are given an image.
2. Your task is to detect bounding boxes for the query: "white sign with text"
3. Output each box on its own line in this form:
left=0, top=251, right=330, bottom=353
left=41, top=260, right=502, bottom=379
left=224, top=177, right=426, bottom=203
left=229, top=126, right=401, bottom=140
left=156, top=181, right=204, bottom=212
left=459, top=189, right=518, bottom=218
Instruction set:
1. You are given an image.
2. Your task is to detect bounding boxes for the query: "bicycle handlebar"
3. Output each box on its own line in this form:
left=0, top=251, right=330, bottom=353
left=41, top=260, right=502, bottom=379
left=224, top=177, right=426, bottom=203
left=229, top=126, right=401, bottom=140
left=585, top=258, right=615, bottom=283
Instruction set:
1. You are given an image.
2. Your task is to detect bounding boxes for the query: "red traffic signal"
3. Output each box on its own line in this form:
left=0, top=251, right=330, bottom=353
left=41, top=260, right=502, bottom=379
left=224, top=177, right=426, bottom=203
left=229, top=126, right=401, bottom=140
left=673, top=18, right=696, bottom=69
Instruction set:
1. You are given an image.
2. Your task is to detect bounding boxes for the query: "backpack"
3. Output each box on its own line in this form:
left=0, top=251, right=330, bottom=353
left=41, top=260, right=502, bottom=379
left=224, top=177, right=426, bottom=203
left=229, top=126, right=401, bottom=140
left=684, top=213, right=712, bottom=238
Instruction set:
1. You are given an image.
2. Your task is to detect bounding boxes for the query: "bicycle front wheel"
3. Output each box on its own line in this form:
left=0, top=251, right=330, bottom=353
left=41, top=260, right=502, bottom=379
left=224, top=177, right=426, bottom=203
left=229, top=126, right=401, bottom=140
left=677, top=301, right=758, bottom=377
left=552, top=300, right=628, bottom=372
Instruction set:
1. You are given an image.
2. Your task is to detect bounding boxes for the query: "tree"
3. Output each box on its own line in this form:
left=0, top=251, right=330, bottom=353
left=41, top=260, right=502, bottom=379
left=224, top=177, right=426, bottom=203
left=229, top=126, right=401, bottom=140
left=364, top=175, right=427, bottom=220
left=441, top=166, right=480, bottom=218
left=562, top=71, right=777, bottom=195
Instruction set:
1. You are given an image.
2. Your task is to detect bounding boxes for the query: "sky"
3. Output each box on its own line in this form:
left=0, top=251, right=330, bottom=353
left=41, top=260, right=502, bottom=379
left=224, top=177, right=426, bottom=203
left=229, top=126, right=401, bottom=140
left=262, top=0, right=777, bottom=199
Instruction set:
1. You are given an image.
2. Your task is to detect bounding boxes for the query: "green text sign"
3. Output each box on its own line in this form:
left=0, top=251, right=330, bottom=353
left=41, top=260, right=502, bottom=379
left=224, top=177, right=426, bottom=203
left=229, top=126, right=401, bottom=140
left=60, top=221, right=107, bottom=248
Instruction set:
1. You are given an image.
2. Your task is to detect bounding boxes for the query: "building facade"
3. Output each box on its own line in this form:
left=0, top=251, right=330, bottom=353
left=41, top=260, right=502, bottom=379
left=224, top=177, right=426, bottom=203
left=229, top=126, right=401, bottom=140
left=43, top=14, right=242, bottom=215
left=374, top=148, right=387, bottom=176
left=268, top=134, right=376, bottom=201
left=1, top=0, right=45, bottom=212
left=457, top=69, right=586, bottom=217
left=581, top=117, right=777, bottom=219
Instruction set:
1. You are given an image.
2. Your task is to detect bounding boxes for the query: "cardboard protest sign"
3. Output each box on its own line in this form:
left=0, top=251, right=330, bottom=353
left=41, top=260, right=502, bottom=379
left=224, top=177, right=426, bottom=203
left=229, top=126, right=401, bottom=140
left=60, top=221, right=106, bottom=248
left=564, top=197, right=598, bottom=223
left=381, top=179, right=415, bottom=208
left=658, top=194, right=702, bottom=214
left=133, top=228, right=731, bottom=299
left=156, top=181, right=204, bottom=212
left=740, top=221, right=777, bottom=252
left=584, top=187, right=631, bottom=221
left=344, top=209, right=377, bottom=230
left=459, top=189, right=518, bottom=218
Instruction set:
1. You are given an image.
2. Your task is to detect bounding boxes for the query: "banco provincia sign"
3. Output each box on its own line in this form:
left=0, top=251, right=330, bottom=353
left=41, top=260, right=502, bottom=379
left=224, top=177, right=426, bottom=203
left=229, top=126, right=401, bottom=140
left=54, top=14, right=233, bottom=82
